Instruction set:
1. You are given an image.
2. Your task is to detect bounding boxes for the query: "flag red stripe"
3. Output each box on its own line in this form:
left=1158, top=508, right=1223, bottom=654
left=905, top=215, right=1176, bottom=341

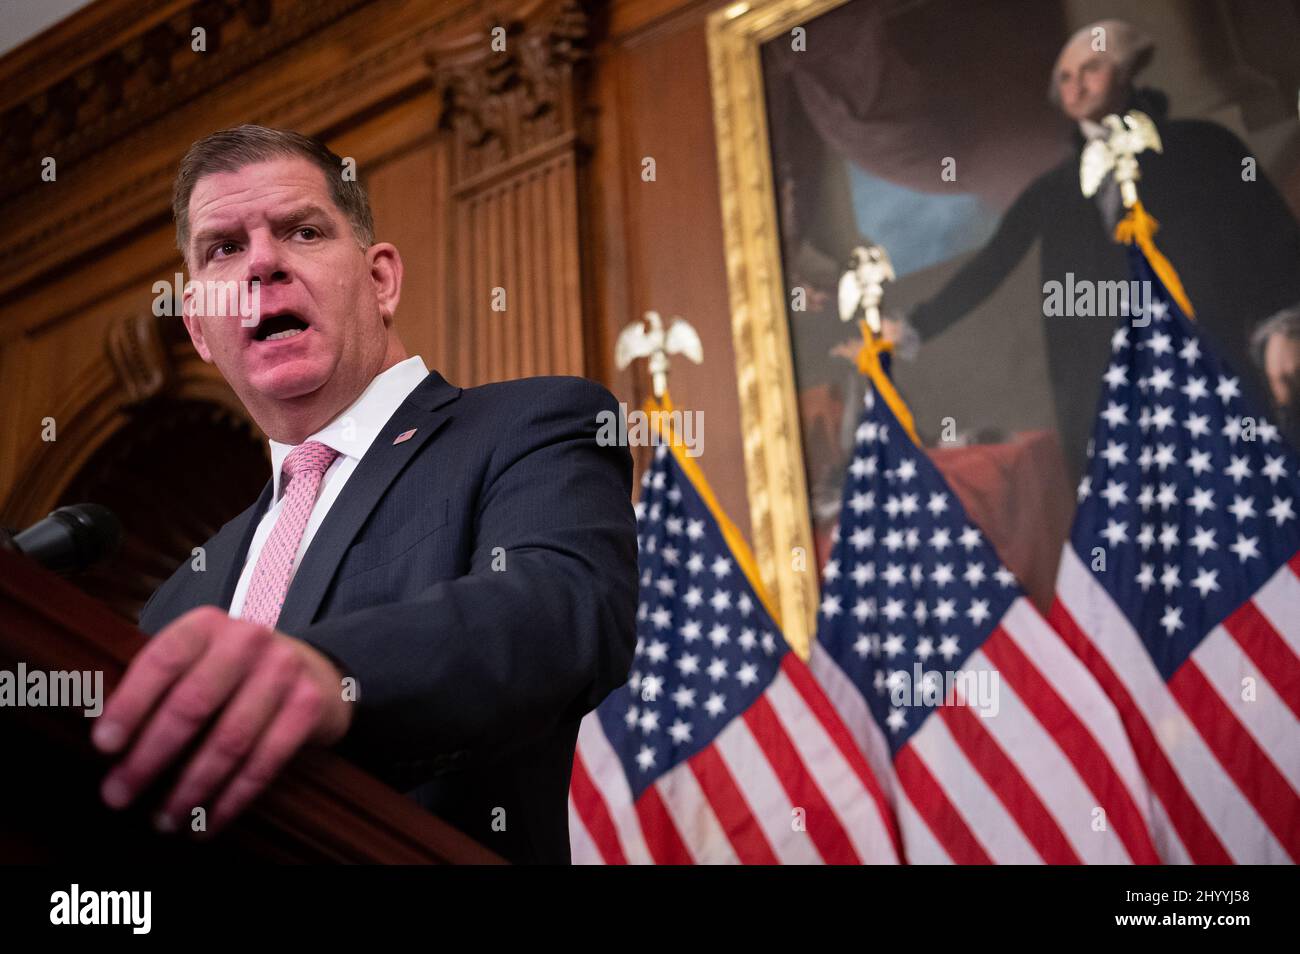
left=894, top=743, right=992, bottom=864
left=742, top=692, right=860, bottom=864
left=779, top=654, right=903, bottom=858
left=1048, top=596, right=1231, bottom=863
left=570, top=749, right=628, bottom=864
left=937, top=698, right=1080, bottom=864
left=688, top=745, right=780, bottom=864
left=1221, top=598, right=1300, bottom=721
left=634, top=782, right=695, bottom=865
left=984, top=627, right=1160, bottom=863
left=1168, top=659, right=1300, bottom=861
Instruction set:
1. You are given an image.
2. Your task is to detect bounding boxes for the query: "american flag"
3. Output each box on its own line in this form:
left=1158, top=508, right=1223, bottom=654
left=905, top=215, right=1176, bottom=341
left=811, top=352, right=1160, bottom=863
left=569, top=415, right=900, bottom=864
left=1048, top=242, right=1300, bottom=863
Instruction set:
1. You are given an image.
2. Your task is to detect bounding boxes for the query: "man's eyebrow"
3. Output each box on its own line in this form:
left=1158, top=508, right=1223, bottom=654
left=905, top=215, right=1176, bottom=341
left=190, top=222, right=240, bottom=255
left=270, top=205, right=334, bottom=228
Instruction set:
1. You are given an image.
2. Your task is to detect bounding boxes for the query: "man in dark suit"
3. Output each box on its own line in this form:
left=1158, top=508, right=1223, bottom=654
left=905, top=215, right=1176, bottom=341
left=93, top=125, right=638, bottom=864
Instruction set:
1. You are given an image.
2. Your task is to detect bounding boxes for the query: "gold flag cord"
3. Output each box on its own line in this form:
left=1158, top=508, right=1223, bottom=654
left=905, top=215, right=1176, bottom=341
left=854, top=320, right=922, bottom=446
left=645, top=393, right=784, bottom=629
left=1113, top=199, right=1197, bottom=319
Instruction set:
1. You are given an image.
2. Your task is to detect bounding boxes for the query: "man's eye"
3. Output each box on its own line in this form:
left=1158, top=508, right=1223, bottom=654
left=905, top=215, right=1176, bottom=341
left=211, top=242, right=239, bottom=260
left=295, top=227, right=319, bottom=240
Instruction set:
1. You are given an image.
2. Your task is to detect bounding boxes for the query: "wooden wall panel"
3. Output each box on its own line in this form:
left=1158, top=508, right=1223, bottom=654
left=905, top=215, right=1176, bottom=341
left=348, top=90, right=446, bottom=372
left=589, top=0, right=749, bottom=534
left=446, top=151, right=587, bottom=382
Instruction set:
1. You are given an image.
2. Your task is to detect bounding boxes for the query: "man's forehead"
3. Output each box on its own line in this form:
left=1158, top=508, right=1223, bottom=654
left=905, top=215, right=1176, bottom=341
left=1056, top=43, right=1108, bottom=75
left=1266, top=334, right=1300, bottom=362
left=190, top=158, right=332, bottom=219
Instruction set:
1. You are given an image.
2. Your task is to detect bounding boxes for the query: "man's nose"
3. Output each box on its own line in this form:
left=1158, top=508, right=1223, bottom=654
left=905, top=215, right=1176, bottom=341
left=244, top=236, right=290, bottom=285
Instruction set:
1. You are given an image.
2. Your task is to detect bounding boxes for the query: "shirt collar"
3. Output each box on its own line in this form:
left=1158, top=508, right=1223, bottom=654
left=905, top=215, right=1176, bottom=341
left=267, top=355, right=429, bottom=500
left=1079, top=118, right=1109, bottom=141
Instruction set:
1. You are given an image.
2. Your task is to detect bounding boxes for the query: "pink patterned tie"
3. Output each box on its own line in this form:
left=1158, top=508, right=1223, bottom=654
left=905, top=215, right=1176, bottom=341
left=241, top=440, right=341, bottom=627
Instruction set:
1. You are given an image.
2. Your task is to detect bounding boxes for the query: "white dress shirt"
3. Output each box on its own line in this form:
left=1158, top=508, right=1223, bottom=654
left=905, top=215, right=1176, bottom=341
left=228, top=355, right=430, bottom=619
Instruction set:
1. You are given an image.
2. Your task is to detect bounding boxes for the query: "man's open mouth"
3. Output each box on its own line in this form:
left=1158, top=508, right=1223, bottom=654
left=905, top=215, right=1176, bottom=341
left=252, top=313, right=310, bottom=342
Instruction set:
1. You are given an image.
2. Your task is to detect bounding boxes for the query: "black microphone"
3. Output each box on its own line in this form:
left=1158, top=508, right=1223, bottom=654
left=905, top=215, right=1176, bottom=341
left=10, top=504, right=122, bottom=575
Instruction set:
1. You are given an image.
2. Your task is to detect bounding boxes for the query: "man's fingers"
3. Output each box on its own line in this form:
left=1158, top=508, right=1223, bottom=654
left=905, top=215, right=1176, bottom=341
left=157, top=643, right=303, bottom=828
left=205, top=680, right=325, bottom=834
left=100, top=616, right=274, bottom=810
left=92, top=607, right=217, bottom=754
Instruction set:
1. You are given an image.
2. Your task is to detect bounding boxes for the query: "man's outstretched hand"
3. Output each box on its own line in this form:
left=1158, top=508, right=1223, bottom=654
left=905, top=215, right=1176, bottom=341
left=91, top=605, right=353, bottom=836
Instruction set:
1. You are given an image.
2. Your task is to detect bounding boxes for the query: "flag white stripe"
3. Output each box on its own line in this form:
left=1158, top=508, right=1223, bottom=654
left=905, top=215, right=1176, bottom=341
left=1056, top=546, right=1287, bottom=862
left=1192, top=624, right=1300, bottom=792
left=714, top=717, right=823, bottom=864
left=909, top=709, right=1043, bottom=863
left=764, top=671, right=896, bottom=862
left=895, top=787, right=953, bottom=864
left=576, top=715, right=656, bottom=864
left=653, top=757, right=739, bottom=864
left=1252, top=561, right=1300, bottom=658
left=965, top=647, right=1134, bottom=863
left=1001, top=597, right=1152, bottom=816
left=809, top=642, right=900, bottom=809
left=1146, top=790, right=1192, bottom=864
left=568, top=794, right=602, bottom=864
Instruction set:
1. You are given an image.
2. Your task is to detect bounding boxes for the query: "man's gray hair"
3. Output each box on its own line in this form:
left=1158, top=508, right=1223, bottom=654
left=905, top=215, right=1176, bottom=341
left=172, top=124, right=374, bottom=265
left=1252, top=303, right=1300, bottom=368
left=1049, top=19, right=1155, bottom=106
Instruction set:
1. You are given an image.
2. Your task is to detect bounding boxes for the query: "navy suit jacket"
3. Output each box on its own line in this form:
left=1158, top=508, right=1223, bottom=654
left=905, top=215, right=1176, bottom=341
left=138, top=371, right=639, bottom=864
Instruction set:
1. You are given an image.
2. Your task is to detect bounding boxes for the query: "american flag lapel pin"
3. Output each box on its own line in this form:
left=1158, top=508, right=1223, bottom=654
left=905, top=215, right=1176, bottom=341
left=392, top=427, right=418, bottom=445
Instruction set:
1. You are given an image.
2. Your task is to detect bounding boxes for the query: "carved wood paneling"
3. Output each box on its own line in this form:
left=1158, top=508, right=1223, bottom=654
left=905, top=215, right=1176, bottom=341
left=432, top=0, right=593, bottom=384
left=450, top=150, right=586, bottom=384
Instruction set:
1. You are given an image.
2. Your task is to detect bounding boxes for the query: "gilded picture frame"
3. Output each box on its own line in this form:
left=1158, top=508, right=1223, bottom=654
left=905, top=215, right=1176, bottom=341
left=707, top=0, right=851, bottom=659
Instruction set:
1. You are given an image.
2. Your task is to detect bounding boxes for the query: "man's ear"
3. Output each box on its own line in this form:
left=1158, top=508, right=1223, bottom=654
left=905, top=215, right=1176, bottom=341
left=180, top=280, right=214, bottom=363
left=368, top=243, right=404, bottom=324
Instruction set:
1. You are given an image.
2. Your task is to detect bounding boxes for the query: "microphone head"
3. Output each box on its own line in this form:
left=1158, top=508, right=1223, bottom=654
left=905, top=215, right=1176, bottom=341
left=13, top=503, right=122, bottom=574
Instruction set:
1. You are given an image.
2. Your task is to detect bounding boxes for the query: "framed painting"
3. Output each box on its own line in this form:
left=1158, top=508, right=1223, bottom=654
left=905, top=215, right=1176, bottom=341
left=708, top=0, right=1300, bottom=657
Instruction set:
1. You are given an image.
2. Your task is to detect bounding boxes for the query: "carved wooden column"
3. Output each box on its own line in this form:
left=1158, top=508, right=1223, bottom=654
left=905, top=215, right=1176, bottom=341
left=429, top=0, right=592, bottom=386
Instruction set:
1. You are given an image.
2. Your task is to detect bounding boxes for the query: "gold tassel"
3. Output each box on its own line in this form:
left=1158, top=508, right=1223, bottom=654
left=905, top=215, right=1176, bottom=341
left=855, top=321, right=922, bottom=446
left=1113, top=200, right=1196, bottom=319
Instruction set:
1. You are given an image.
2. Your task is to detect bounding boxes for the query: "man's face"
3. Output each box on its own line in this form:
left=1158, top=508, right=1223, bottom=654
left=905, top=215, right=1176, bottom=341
left=1054, top=44, right=1123, bottom=123
left=1264, top=332, right=1300, bottom=410
left=181, top=157, right=400, bottom=423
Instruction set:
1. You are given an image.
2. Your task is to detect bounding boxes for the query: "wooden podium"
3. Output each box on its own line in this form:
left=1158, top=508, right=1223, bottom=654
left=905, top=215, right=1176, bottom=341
left=0, top=546, right=503, bottom=864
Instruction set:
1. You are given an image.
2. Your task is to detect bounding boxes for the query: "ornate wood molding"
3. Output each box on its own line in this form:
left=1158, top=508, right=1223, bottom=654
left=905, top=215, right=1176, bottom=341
left=106, top=312, right=175, bottom=404
left=429, top=0, right=592, bottom=186
left=424, top=0, right=596, bottom=382
left=0, top=0, right=365, bottom=208
left=0, top=0, right=469, bottom=304
left=1, top=343, right=246, bottom=528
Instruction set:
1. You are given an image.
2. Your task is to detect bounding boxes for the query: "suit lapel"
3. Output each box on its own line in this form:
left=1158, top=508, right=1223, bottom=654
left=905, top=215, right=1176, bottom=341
left=274, top=370, right=462, bottom=634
